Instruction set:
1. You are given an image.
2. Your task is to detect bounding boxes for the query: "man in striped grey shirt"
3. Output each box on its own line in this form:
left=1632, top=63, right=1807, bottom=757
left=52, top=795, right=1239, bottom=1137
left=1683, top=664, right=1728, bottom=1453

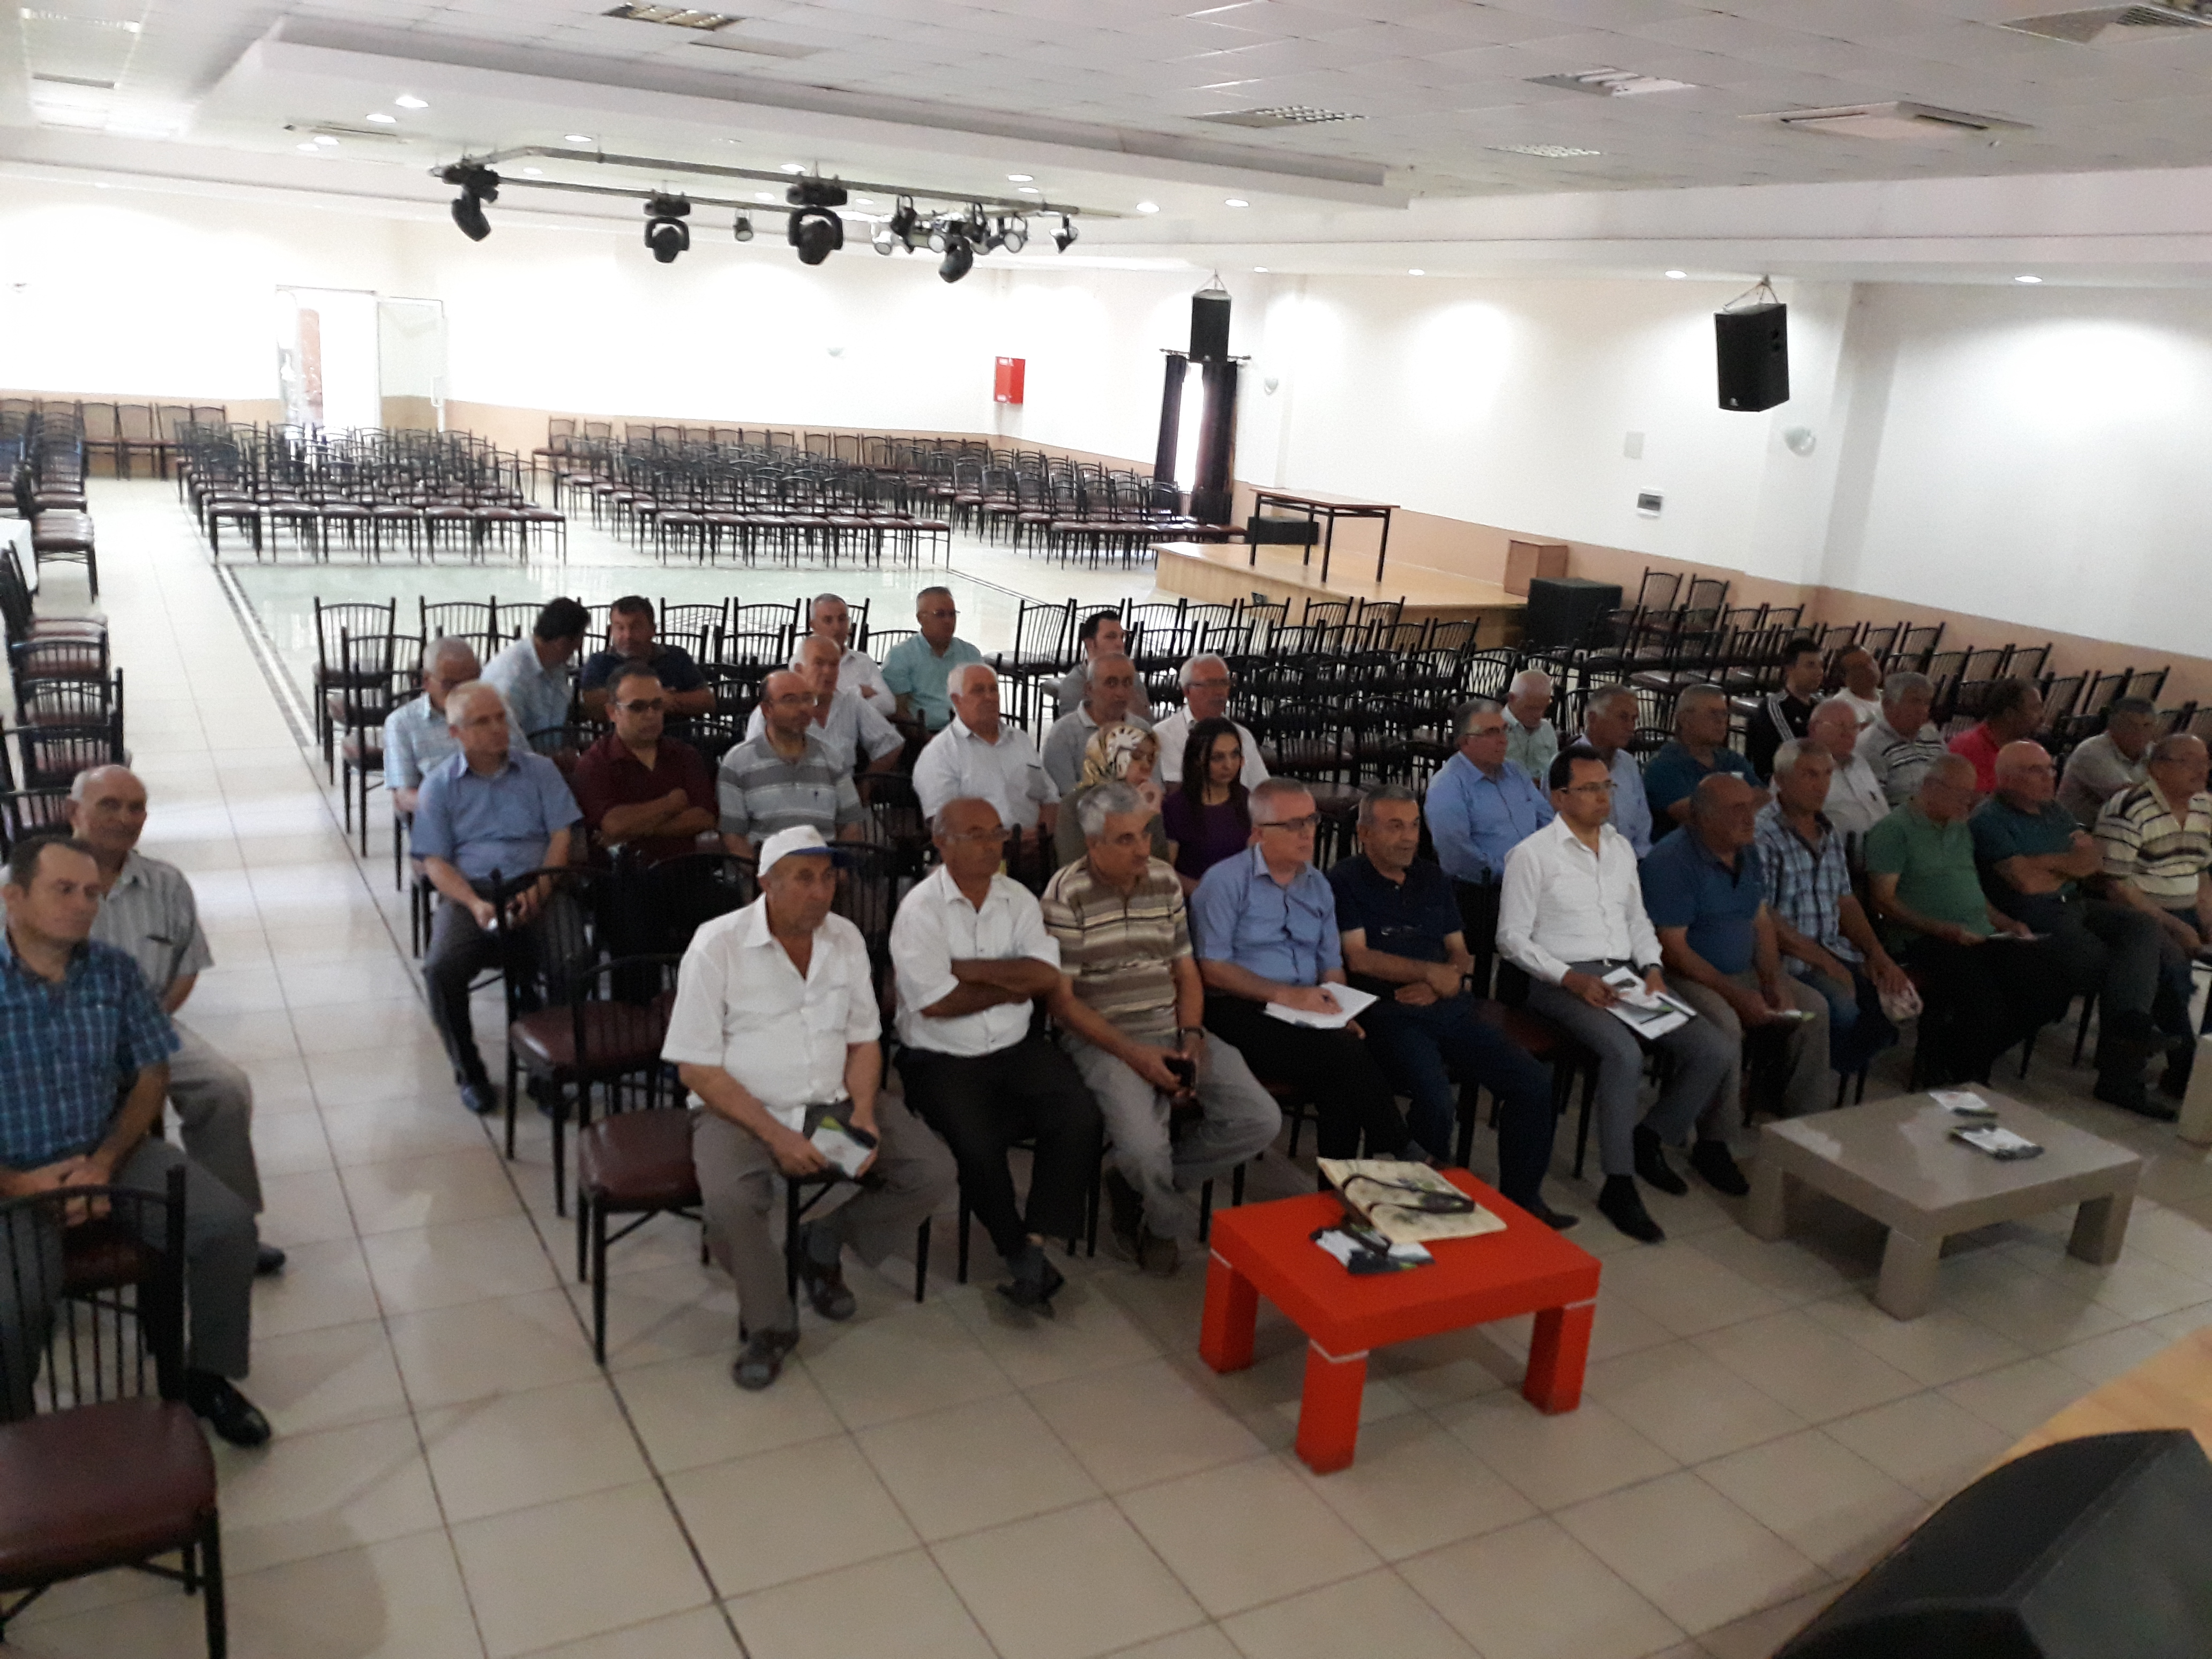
left=717, top=670, right=866, bottom=860
left=69, top=765, right=283, bottom=1275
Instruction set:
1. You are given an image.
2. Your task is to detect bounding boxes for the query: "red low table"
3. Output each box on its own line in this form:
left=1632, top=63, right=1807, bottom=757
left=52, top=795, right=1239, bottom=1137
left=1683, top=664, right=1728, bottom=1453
left=1199, top=1170, right=1602, bottom=1473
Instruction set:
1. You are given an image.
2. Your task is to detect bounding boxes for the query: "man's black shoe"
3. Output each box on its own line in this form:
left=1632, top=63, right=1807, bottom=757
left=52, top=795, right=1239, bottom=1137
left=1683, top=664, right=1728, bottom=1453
left=254, top=1244, right=287, bottom=1277
left=2098, top=1073, right=2178, bottom=1120
left=1598, top=1176, right=1664, bottom=1244
left=185, top=1372, right=272, bottom=1448
left=1688, top=1139, right=1750, bottom=1198
left=998, top=1244, right=1066, bottom=1316
left=1102, top=1167, right=1145, bottom=1264
left=459, top=1081, right=497, bottom=1116
left=1516, top=1199, right=1580, bottom=1231
left=792, top=1228, right=857, bottom=1320
left=1631, top=1125, right=1687, bottom=1196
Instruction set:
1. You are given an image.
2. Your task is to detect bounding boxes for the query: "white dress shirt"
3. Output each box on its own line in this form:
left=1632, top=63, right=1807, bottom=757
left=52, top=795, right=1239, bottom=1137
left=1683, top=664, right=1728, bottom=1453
left=891, top=865, right=1060, bottom=1056
left=1497, top=815, right=1663, bottom=986
left=1152, top=710, right=1269, bottom=788
left=1822, top=751, right=1892, bottom=840
left=840, top=646, right=890, bottom=706
left=745, top=687, right=903, bottom=769
left=911, top=715, right=1058, bottom=829
left=660, top=899, right=879, bottom=1131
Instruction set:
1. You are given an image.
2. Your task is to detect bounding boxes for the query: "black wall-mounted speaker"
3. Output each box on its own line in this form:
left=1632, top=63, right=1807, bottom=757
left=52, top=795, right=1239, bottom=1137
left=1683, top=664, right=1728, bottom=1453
left=1777, top=1430, right=2212, bottom=1659
left=1716, top=301, right=1789, bottom=412
left=1190, top=290, right=1232, bottom=362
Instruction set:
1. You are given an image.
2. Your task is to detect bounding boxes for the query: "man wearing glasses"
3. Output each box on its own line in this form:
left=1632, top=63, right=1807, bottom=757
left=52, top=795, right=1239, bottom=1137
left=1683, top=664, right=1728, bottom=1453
left=881, top=586, right=982, bottom=732
left=1154, top=655, right=1269, bottom=788
left=570, top=664, right=718, bottom=864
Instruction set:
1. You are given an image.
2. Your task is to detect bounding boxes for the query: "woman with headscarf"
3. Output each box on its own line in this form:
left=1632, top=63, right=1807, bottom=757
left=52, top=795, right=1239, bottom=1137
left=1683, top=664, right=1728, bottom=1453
left=1055, top=721, right=1171, bottom=869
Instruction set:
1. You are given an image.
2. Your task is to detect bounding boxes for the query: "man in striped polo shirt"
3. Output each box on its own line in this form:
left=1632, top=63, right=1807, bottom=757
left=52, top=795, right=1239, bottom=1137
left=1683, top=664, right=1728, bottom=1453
left=1041, top=781, right=1278, bottom=1275
left=2097, top=733, right=2212, bottom=1101
left=716, top=670, right=866, bottom=860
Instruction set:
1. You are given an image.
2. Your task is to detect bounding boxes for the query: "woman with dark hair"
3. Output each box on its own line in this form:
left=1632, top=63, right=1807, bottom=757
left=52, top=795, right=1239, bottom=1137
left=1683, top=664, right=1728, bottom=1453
left=1162, top=716, right=1251, bottom=894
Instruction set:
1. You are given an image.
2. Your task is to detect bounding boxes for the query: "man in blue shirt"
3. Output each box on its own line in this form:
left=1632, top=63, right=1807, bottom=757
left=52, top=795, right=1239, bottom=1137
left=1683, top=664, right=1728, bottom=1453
left=483, top=596, right=588, bottom=752
left=1641, top=775, right=1829, bottom=1189
left=880, top=586, right=983, bottom=733
left=578, top=595, right=714, bottom=722
left=1331, top=787, right=1573, bottom=1228
left=1644, top=684, right=1759, bottom=831
left=1574, top=684, right=1652, bottom=856
left=1192, top=780, right=1413, bottom=1160
left=1426, top=699, right=1555, bottom=885
left=413, top=681, right=585, bottom=1114
left=0, top=836, right=267, bottom=1445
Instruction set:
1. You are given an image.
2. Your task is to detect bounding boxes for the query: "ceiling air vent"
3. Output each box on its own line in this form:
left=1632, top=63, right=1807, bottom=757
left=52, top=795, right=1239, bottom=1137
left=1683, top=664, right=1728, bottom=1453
left=1489, top=143, right=1603, bottom=158
left=602, top=4, right=742, bottom=29
left=1200, top=106, right=1364, bottom=129
left=1760, top=101, right=2028, bottom=143
left=31, top=73, right=114, bottom=89
left=690, top=34, right=818, bottom=59
left=2001, top=3, right=2212, bottom=41
left=284, top=121, right=404, bottom=143
left=1529, top=68, right=1695, bottom=96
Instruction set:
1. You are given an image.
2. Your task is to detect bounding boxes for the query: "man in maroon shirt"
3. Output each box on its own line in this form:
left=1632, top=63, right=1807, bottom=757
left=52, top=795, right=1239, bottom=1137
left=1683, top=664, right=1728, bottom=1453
left=571, top=664, right=717, bottom=864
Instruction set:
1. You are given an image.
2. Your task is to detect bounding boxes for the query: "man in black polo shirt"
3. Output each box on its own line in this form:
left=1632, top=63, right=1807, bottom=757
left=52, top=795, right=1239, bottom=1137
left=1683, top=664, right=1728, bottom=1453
left=1328, top=785, right=1573, bottom=1228
left=578, top=595, right=713, bottom=721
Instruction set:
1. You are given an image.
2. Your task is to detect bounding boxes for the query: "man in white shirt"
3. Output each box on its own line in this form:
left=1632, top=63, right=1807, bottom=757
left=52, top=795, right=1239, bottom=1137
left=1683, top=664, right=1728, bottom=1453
left=745, top=634, right=902, bottom=775
left=912, top=664, right=1058, bottom=852
left=1807, top=698, right=1890, bottom=840
left=1154, top=654, right=1269, bottom=789
left=665, top=826, right=955, bottom=1392
left=1042, top=652, right=1150, bottom=794
left=1497, top=746, right=1737, bottom=1244
left=807, top=592, right=891, bottom=708
left=1052, top=610, right=1156, bottom=722
left=891, top=797, right=1102, bottom=1313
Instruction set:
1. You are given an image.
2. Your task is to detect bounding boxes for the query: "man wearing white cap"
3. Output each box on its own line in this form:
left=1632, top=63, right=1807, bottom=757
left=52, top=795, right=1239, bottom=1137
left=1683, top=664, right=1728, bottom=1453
left=664, top=825, right=956, bottom=1392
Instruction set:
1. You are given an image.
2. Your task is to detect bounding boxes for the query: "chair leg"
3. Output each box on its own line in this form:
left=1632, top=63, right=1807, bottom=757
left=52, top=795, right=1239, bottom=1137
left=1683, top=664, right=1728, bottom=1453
left=784, top=1176, right=803, bottom=1306
left=1571, top=1062, right=1596, bottom=1180
left=1453, top=1077, right=1479, bottom=1167
left=200, top=1512, right=228, bottom=1659
left=576, top=1188, right=591, bottom=1283
left=1198, top=1179, right=1213, bottom=1242
left=2072, top=993, right=2096, bottom=1068
left=955, top=1190, right=971, bottom=1284
left=503, top=1053, right=519, bottom=1159
left=913, top=1216, right=930, bottom=1303
left=592, top=1200, right=610, bottom=1366
left=552, top=1085, right=569, bottom=1218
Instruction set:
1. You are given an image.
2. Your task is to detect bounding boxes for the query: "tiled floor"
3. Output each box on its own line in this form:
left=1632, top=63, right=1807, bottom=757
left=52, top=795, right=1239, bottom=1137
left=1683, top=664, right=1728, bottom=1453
left=16, top=480, right=2212, bottom=1659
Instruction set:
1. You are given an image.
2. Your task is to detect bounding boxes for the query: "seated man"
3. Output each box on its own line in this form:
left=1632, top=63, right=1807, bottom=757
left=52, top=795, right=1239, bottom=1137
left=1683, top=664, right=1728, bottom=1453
left=1426, top=698, right=1555, bottom=886
left=1866, top=755, right=2073, bottom=1086
left=2099, top=734, right=2212, bottom=1099
left=483, top=596, right=589, bottom=751
left=1862, top=671, right=1947, bottom=807
left=1154, top=655, right=1269, bottom=789
left=717, top=670, right=866, bottom=860
left=577, top=595, right=713, bottom=721
left=2060, top=696, right=2157, bottom=827
left=1574, top=683, right=1652, bottom=856
left=1331, top=785, right=1573, bottom=1229
left=880, top=586, right=982, bottom=732
left=386, top=636, right=480, bottom=817
left=412, top=682, right=585, bottom=1115
left=71, top=765, right=282, bottom=1275
left=1042, top=782, right=1279, bottom=1275
left=1053, top=610, right=1154, bottom=723
left=1948, top=677, right=2044, bottom=796
left=744, top=636, right=903, bottom=776
left=664, top=827, right=956, bottom=1392
left=1806, top=697, right=1890, bottom=840
left=570, top=665, right=718, bottom=863
left=892, top=798, right=1102, bottom=1313
left=1643, top=774, right=1830, bottom=1139
left=1754, top=742, right=1909, bottom=1075
left=1499, top=748, right=1737, bottom=1243
left=0, top=836, right=267, bottom=1445
left=1972, top=739, right=2182, bottom=1114
left=1832, top=646, right=1884, bottom=730
left=1043, top=651, right=1150, bottom=795
left=1192, top=780, right=1414, bottom=1161
left=1746, top=636, right=1826, bottom=780
left=1504, top=669, right=1559, bottom=781
left=806, top=591, right=890, bottom=708
left=1644, top=683, right=1760, bottom=829
left=913, top=664, right=1058, bottom=866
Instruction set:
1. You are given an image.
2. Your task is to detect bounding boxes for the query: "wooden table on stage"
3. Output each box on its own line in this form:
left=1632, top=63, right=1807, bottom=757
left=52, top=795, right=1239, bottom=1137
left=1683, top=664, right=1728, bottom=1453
left=1198, top=1169, right=1600, bottom=1474
left=1247, top=491, right=1396, bottom=587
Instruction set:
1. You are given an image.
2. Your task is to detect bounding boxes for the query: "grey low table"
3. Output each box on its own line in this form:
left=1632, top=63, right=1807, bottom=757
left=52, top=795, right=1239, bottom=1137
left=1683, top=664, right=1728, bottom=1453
left=1746, top=1092, right=2142, bottom=1320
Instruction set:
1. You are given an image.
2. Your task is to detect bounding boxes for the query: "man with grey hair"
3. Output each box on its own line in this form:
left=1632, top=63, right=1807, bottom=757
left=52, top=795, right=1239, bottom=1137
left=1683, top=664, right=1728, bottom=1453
left=1806, top=698, right=1890, bottom=840
left=1862, top=670, right=1946, bottom=806
left=2060, top=696, right=2158, bottom=827
left=1429, top=698, right=1553, bottom=888
left=1042, top=781, right=1278, bottom=1274
left=1504, top=668, right=1559, bottom=781
left=386, top=634, right=481, bottom=817
left=743, top=634, right=902, bottom=775
left=806, top=591, right=890, bottom=707
left=1643, top=682, right=1759, bottom=829
left=1573, top=683, right=1651, bottom=855
left=1154, top=654, right=1268, bottom=788
left=1042, top=651, right=1150, bottom=795
left=913, top=664, right=1058, bottom=857
left=880, top=585, right=981, bottom=731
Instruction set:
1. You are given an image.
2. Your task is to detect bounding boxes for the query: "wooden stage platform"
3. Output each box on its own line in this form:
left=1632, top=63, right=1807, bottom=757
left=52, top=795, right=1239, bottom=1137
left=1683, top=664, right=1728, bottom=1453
left=1155, top=540, right=1525, bottom=639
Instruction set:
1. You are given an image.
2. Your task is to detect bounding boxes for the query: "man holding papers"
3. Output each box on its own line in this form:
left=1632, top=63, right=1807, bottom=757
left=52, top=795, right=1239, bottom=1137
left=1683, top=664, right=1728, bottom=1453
left=664, top=826, right=956, bottom=1392
left=1192, top=780, right=1416, bottom=1161
left=1498, top=748, right=1737, bottom=1243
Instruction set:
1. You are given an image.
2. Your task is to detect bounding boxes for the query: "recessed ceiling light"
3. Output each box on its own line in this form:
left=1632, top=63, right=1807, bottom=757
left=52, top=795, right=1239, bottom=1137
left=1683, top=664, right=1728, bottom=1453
left=296, top=141, right=321, bottom=153
left=1253, top=266, right=1268, bottom=272
left=394, top=94, right=428, bottom=109
left=364, top=112, right=397, bottom=124
left=1136, top=200, right=1160, bottom=213
left=1225, top=197, right=1249, bottom=207
left=522, top=167, right=544, bottom=176
left=313, top=134, right=338, bottom=146
left=1007, top=173, right=1033, bottom=182
left=780, top=162, right=806, bottom=174
left=1017, top=186, right=1040, bottom=195
left=1664, top=269, right=1687, bottom=279
left=1408, top=267, right=1424, bottom=275
left=565, top=133, right=594, bottom=144
left=754, top=191, right=777, bottom=203
left=2015, top=273, right=2043, bottom=283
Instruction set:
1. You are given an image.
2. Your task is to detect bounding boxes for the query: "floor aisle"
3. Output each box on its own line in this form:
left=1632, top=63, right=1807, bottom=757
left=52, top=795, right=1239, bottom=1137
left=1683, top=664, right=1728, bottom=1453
left=16, top=480, right=2212, bottom=1659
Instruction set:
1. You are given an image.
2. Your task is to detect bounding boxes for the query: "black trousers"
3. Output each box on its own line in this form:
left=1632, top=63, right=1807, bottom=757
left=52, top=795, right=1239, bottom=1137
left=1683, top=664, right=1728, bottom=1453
left=896, top=1026, right=1103, bottom=1259
left=424, top=891, right=586, bottom=1089
left=1204, top=994, right=1411, bottom=1160
left=1902, top=936, right=2073, bottom=1085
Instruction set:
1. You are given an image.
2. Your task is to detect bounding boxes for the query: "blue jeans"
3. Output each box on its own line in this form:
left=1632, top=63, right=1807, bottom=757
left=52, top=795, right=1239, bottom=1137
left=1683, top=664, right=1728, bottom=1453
left=1358, top=992, right=1557, bottom=1205
left=1796, top=966, right=1897, bottom=1076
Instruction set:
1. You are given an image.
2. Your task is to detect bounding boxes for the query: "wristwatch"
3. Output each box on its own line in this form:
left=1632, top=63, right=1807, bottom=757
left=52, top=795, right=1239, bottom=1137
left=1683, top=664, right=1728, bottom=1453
left=1175, top=1025, right=1206, bottom=1043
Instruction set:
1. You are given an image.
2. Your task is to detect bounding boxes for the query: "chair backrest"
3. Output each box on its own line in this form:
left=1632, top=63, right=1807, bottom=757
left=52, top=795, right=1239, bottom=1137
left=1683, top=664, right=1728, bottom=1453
left=0, top=787, right=71, bottom=857
left=313, top=597, right=399, bottom=669
left=610, top=851, right=756, bottom=957
left=1684, top=576, right=1730, bottom=612
left=1634, top=569, right=1681, bottom=612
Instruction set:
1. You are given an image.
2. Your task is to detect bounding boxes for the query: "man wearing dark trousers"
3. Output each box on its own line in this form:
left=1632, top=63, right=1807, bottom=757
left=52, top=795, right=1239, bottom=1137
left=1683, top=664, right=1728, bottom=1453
left=1192, top=779, right=1415, bottom=1161
left=891, top=797, right=1102, bottom=1313
left=1330, top=785, right=1574, bottom=1228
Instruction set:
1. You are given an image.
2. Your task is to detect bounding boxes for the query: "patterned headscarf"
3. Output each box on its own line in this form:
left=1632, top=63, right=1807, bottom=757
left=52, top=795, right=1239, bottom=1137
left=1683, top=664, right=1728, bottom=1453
left=1081, top=721, right=1158, bottom=788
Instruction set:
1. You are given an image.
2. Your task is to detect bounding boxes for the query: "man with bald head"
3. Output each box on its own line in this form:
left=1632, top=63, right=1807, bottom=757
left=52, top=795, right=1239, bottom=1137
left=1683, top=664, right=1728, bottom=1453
left=1806, top=697, right=1889, bottom=840
left=1971, top=738, right=2178, bottom=1113
left=913, top=663, right=1058, bottom=860
left=386, top=635, right=481, bottom=817
left=717, top=669, right=865, bottom=860
left=2097, top=733, right=2212, bottom=1100
left=69, top=766, right=281, bottom=1274
left=1643, top=683, right=1760, bottom=829
left=743, top=634, right=902, bottom=776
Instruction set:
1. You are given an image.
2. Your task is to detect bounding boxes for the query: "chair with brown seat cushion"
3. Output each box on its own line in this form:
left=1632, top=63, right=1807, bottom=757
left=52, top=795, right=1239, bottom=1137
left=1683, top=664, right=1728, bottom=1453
left=0, top=1167, right=227, bottom=1657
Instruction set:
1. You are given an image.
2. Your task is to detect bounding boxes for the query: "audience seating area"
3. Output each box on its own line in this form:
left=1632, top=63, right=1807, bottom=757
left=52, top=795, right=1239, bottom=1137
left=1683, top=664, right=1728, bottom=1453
left=0, top=535, right=122, bottom=848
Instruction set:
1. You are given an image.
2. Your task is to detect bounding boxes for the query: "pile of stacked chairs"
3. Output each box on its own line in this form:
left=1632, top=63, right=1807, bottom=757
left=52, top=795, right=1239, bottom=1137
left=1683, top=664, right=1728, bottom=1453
left=0, top=533, right=123, bottom=851
left=176, top=425, right=561, bottom=564
left=3, top=404, right=102, bottom=597
left=1, top=396, right=226, bottom=482
left=538, top=421, right=1213, bottom=568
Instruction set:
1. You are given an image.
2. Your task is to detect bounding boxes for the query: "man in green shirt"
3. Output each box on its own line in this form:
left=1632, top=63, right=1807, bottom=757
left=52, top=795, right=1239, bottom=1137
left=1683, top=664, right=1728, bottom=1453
left=880, top=586, right=983, bottom=733
left=1864, top=754, right=2071, bottom=1088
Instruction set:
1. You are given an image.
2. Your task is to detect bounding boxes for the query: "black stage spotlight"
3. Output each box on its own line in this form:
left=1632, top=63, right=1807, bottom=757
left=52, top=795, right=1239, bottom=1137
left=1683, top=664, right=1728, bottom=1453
left=644, top=194, right=691, bottom=263
left=939, top=232, right=974, bottom=283
left=890, top=196, right=922, bottom=250
left=1000, top=216, right=1028, bottom=253
left=732, top=213, right=753, bottom=243
left=442, top=162, right=499, bottom=242
left=785, top=176, right=848, bottom=265
left=1053, top=214, right=1077, bottom=253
